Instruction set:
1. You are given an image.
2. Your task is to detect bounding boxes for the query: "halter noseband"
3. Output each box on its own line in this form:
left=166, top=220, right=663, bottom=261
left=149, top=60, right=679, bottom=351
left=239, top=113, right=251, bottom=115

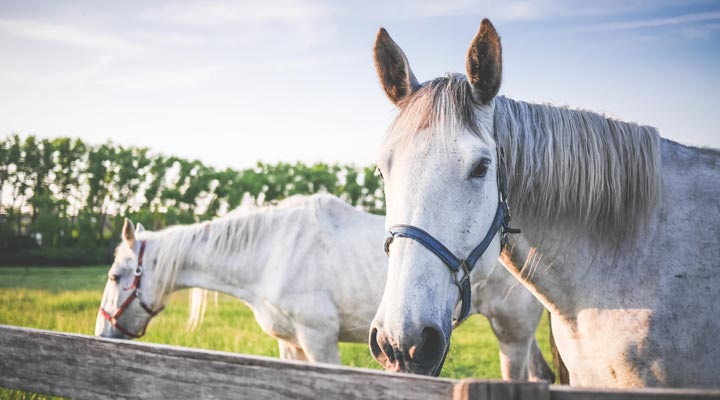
left=383, top=146, right=520, bottom=324
left=99, top=241, right=164, bottom=338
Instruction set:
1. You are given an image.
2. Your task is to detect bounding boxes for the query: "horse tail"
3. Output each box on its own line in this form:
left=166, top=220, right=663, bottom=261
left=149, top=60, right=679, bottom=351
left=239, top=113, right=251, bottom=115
left=187, top=288, right=209, bottom=331
left=549, top=310, right=570, bottom=384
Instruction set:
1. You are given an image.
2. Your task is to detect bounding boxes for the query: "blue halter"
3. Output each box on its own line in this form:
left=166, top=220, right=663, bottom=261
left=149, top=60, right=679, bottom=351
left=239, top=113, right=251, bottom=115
left=383, top=148, right=520, bottom=324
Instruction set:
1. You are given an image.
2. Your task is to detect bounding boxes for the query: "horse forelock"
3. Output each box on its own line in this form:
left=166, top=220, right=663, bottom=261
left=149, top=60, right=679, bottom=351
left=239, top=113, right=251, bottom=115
left=382, top=73, right=662, bottom=239
left=384, top=73, right=490, bottom=150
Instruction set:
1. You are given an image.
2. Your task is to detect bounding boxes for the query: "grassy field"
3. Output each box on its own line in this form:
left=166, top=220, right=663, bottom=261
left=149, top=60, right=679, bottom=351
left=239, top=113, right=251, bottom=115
left=0, top=265, right=555, bottom=398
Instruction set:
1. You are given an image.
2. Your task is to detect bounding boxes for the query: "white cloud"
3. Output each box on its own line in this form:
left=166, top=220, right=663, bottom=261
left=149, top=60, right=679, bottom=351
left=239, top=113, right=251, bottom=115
left=386, top=0, right=719, bottom=23
left=130, top=30, right=206, bottom=47
left=95, top=54, right=354, bottom=92
left=569, top=10, right=720, bottom=32
left=0, top=19, right=142, bottom=50
left=139, top=0, right=338, bottom=49
left=389, top=0, right=621, bottom=21
left=250, top=54, right=356, bottom=71
left=675, top=22, right=720, bottom=40
left=142, top=0, right=335, bottom=26
left=98, top=66, right=224, bottom=91
left=0, top=56, right=114, bottom=88
left=403, top=0, right=550, bottom=21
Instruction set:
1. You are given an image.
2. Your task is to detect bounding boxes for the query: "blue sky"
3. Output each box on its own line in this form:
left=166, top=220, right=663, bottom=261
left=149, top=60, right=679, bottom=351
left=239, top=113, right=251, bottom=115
left=0, top=0, right=718, bottom=169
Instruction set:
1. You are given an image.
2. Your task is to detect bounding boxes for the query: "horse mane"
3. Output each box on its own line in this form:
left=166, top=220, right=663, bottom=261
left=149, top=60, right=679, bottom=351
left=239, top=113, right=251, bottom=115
left=136, top=194, right=337, bottom=329
left=384, top=73, right=662, bottom=237
left=494, top=96, right=661, bottom=236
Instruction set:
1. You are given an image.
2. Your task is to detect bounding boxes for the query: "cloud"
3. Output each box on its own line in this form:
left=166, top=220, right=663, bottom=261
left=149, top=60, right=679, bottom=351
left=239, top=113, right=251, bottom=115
left=384, top=0, right=720, bottom=24
left=249, top=54, right=357, bottom=71
left=130, top=30, right=206, bottom=47
left=390, top=0, right=628, bottom=22
left=568, top=10, right=720, bottom=32
left=402, top=0, right=551, bottom=21
left=0, top=55, right=114, bottom=88
left=0, top=19, right=142, bottom=50
left=139, top=0, right=337, bottom=49
left=142, top=0, right=335, bottom=26
left=94, top=53, right=355, bottom=92
left=98, top=67, right=224, bottom=91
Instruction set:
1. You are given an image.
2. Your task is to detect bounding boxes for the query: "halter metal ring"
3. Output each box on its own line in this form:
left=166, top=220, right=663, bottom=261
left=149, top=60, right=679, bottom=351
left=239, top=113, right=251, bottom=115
left=384, top=230, right=394, bottom=255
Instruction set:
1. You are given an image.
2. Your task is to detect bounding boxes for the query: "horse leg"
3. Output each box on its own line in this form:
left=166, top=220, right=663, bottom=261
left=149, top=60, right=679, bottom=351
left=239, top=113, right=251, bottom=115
left=294, top=324, right=341, bottom=365
left=278, top=339, right=309, bottom=361
left=491, top=315, right=555, bottom=382
left=485, top=313, right=529, bottom=380
left=496, top=336, right=531, bottom=380
left=527, top=338, right=556, bottom=383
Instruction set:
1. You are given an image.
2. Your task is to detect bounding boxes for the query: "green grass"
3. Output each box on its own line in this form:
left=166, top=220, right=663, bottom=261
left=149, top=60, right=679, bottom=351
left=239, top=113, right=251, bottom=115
left=0, top=266, right=555, bottom=398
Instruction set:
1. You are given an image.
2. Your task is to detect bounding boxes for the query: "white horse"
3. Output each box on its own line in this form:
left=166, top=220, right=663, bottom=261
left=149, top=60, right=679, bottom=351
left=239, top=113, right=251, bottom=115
left=95, top=194, right=553, bottom=380
left=369, top=18, right=720, bottom=388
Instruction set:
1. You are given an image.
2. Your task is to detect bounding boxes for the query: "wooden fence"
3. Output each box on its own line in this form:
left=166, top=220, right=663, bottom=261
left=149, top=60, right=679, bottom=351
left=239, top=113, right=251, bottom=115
left=1, top=324, right=719, bottom=400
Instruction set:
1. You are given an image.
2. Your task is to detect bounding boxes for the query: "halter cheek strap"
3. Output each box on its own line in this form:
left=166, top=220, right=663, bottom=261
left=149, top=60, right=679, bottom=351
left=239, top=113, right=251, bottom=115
left=99, top=241, right=164, bottom=338
left=384, top=203, right=512, bottom=323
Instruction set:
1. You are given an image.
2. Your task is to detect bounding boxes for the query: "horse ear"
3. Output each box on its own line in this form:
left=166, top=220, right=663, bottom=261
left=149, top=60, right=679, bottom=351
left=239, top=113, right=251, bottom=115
left=374, top=28, right=420, bottom=105
left=466, top=19, right=502, bottom=104
left=123, top=218, right=136, bottom=247
left=136, top=222, right=145, bottom=234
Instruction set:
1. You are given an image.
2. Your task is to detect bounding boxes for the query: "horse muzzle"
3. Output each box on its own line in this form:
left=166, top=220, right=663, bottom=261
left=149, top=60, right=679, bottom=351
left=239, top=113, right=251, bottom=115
left=369, top=322, right=449, bottom=376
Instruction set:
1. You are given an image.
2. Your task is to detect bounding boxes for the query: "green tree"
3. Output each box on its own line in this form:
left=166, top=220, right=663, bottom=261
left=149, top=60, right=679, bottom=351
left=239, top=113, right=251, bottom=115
left=0, top=133, right=388, bottom=265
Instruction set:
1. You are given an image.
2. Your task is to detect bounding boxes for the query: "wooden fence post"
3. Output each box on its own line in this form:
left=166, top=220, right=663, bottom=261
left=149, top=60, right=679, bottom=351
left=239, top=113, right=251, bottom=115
left=453, top=379, right=550, bottom=400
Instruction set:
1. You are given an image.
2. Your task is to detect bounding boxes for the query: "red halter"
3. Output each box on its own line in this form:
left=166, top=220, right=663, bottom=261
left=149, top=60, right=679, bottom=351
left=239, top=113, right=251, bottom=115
left=99, top=241, right=164, bottom=338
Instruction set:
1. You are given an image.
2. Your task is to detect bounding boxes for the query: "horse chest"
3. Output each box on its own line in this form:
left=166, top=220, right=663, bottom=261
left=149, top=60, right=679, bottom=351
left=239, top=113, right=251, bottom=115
left=559, top=308, right=667, bottom=387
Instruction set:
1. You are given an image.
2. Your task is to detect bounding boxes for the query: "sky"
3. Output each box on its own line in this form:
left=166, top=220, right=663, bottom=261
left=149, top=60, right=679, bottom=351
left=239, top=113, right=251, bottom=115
left=0, top=0, right=718, bottom=170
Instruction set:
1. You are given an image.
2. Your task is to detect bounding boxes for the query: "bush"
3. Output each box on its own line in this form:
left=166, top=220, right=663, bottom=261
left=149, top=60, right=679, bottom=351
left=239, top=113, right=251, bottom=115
left=0, top=246, right=112, bottom=267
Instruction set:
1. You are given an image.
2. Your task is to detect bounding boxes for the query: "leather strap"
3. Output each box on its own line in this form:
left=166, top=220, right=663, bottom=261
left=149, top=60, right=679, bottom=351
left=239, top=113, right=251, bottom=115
left=384, top=203, right=507, bottom=323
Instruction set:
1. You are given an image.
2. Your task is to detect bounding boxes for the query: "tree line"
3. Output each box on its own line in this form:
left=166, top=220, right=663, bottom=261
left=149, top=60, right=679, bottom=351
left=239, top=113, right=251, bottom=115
left=0, top=134, right=384, bottom=265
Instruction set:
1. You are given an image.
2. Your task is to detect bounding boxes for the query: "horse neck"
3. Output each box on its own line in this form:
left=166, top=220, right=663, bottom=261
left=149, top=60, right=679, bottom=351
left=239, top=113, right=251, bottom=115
left=504, top=138, right=720, bottom=319
left=163, top=212, right=278, bottom=305
left=493, top=96, right=665, bottom=314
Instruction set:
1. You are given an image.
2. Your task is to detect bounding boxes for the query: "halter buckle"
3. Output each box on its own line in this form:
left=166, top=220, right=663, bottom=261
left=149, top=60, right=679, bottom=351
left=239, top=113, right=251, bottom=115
left=454, top=259, right=471, bottom=291
left=134, top=266, right=143, bottom=276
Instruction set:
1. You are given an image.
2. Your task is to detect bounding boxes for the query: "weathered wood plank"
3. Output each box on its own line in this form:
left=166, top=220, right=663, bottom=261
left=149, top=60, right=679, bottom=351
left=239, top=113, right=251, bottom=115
left=3, top=325, right=720, bottom=400
left=549, top=385, right=720, bottom=400
left=0, top=324, right=455, bottom=400
left=454, top=379, right=550, bottom=400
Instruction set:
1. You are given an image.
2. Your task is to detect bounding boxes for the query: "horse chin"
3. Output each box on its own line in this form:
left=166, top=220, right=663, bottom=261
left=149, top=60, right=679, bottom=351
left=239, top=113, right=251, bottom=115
left=381, top=362, right=436, bottom=376
left=379, top=347, right=450, bottom=377
left=97, top=327, right=132, bottom=340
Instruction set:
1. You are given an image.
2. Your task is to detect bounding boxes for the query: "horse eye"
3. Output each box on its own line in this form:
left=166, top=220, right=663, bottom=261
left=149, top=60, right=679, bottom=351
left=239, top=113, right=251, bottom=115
left=470, top=159, right=491, bottom=179
left=109, top=274, right=119, bottom=282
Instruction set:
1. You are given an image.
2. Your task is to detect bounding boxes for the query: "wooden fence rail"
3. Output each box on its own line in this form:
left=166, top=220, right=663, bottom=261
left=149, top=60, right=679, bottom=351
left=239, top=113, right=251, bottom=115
left=1, top=325, right=719, bottom=400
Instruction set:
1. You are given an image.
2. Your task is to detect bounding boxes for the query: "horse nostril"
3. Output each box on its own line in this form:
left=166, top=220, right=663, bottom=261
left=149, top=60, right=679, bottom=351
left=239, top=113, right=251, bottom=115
left=369, top=327, right=383, bottom=360
left=370, top=327, right=396, bottom=365
left=408, top=326, right=445, bottom=368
